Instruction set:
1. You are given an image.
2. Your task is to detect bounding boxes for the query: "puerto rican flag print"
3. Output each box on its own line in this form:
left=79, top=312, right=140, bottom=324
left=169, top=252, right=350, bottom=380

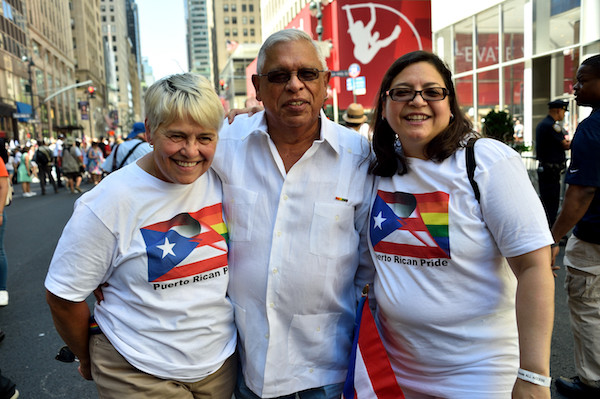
left=370, top=190, right=451, bottom=259
left=140, top=204, right=228, bottom=282
left=342, top=293, right=404, bottom=399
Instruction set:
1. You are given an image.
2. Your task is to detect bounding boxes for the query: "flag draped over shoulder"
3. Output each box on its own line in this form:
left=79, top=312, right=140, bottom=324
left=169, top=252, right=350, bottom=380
left=342, top=292, right=405, bottom=399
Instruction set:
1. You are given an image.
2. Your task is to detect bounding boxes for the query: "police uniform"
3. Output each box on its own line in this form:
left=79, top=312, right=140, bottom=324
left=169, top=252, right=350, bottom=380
left=536, top=99, right=569, bottom=226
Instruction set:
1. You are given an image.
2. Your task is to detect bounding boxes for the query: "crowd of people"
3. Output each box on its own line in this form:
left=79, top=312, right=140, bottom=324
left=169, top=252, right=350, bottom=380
left=0, top=125, right=152, bottom=201
left=0, top=27, right=597, bottom=399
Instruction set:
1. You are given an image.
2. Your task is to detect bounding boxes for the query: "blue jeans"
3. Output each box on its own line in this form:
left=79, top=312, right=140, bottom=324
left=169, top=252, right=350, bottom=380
left=234, top=365, right=344, bottom=399
left=0, top=210, right=7, bottom=290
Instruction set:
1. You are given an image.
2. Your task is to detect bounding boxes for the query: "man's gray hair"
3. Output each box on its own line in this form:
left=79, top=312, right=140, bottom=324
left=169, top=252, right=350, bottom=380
left=256, top=29, right=327, bottom=73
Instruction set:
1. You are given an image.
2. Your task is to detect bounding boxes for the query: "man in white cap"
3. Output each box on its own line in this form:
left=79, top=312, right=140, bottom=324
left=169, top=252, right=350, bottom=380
left=342, top=103, right=370, bottom=140
left=101, top=122, right=151, bottom=173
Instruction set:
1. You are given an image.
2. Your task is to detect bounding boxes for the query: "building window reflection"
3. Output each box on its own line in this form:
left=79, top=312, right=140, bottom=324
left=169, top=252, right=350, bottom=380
left=534, top=0, right=580, bottom=54
left=476, top=7, right=499, bottom=68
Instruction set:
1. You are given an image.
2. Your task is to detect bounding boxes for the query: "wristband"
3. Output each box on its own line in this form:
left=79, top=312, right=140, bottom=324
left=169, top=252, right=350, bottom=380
left=517, top=368, right=551, bottom=387
left=551, top=243, right=559, bottom=248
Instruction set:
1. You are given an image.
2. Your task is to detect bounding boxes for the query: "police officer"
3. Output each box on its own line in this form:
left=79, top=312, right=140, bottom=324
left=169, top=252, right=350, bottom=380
left=536, top=99, right=571, bottom=227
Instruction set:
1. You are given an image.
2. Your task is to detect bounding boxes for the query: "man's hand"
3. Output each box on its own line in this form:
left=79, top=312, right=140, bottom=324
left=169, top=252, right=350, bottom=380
left=93, top=283, right=109, bottom=303
left=226, top=106, right=264, bottom=124
left=78, top=359, right=93, bottom=381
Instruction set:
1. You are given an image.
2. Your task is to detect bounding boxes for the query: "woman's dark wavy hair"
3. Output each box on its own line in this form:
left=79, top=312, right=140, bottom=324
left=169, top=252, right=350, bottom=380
left=369, top=51, right=475, bottom=177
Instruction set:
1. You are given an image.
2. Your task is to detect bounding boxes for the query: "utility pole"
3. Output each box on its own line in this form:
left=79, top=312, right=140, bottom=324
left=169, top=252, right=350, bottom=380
left=24, top=57, right=36, bottom=138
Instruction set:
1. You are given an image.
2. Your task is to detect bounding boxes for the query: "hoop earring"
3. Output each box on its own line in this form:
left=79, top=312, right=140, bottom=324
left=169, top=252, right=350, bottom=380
left=450, top=113, right=455, bottom=123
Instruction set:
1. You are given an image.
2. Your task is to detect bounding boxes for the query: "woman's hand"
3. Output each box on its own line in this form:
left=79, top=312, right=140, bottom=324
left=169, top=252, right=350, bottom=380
left=512, top=377, right=550, bottom=398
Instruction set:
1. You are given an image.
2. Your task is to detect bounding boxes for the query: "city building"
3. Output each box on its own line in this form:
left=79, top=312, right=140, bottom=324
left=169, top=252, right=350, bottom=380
left=431, top=0, right=600, bottom=145
left=0, top=0, right=30, bottom=141
left=126, top=0, right=142, bottom=120
left=185, top=0, right=215, bottom=83
left=100, top=0, right=142, bottom=138
left=70, top=0, right=108, bottom=140
left=25, top=0, right=78, bottom=140
left=219, top=42, right=261, bottom=109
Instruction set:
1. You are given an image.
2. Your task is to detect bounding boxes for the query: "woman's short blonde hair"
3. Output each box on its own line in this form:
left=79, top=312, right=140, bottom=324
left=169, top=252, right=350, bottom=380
left=144, top=73, right=224, bottom=135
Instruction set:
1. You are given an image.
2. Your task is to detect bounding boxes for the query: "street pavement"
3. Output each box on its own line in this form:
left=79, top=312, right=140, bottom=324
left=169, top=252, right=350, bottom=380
left=0, top=178, right=580, bottom=398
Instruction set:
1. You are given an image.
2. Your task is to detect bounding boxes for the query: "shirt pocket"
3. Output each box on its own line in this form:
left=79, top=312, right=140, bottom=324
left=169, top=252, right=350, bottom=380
left=222, top=184, right=258, bottom=242
left=309, top=202, right=355, bottom=258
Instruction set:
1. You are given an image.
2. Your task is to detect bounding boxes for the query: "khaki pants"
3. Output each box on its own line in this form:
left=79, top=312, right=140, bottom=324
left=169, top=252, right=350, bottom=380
left=89, top=333, right=237, bottom=399
left=563, top=236, right=600, bottom=388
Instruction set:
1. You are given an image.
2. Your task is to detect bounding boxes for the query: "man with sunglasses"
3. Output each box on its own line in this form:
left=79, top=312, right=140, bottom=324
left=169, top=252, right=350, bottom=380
left=212, top=29, right=374, bottom=399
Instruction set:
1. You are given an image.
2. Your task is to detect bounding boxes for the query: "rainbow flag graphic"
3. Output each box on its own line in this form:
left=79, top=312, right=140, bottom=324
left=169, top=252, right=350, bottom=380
left=370, top=190, right=450, bottom=259
left=141, top=203, right=228, bottom=282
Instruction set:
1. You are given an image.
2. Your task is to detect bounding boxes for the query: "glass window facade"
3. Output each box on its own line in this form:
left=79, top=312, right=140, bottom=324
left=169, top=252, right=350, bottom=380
left=434, top=0, right=597, bottom=146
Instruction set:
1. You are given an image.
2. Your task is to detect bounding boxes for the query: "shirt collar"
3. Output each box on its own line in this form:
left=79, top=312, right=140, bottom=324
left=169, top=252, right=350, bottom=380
left=243, top=109, right=340, bottom=155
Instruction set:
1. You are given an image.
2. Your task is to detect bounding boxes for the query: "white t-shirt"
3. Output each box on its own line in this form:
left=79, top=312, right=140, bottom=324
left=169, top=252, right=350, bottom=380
left=45, top=163, right=236, bottom=382
left=369, top=138, right=552, bottom=397
left=212, top=110, right=375, bottom=397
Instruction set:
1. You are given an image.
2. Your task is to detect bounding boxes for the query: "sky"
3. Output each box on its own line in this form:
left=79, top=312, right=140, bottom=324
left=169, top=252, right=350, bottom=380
left=137, top=0, right=188, bottom=80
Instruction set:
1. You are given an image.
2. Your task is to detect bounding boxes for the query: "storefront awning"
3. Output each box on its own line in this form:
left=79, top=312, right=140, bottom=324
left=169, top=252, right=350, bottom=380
left=15, top=102, right=32, bottom=122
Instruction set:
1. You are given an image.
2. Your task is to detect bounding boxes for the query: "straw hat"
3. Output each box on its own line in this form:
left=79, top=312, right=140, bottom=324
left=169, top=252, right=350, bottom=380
left=343, top=103, right=368, bottom=124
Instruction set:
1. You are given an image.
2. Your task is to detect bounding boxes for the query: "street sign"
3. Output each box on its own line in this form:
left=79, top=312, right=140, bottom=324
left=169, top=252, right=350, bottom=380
left=348, top=63, right=361, bottom=78
left=346, top=77, right=355, bottom=91
left=330, top=69, right=349, bottom=78
left=13, top=113, right=31, bottom=119
left=346, top=76, right=366, bottom=95
left=353, top=76, right=366, bottom=90
left=353, top=76, right=366, bottom=95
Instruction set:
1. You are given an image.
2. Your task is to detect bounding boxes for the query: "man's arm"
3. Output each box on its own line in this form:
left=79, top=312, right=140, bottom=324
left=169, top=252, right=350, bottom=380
left=551, top=184, right=596, bottom=242
left=550, top=184, right=596, bottom=264
left=46, top=290, right=93, bottom=380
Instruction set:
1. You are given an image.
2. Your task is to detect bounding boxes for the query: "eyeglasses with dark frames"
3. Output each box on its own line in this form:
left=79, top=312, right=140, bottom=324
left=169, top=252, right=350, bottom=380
left=386, top=87, right=449, bottom=102
left=255, top=68, right=326, bottom=84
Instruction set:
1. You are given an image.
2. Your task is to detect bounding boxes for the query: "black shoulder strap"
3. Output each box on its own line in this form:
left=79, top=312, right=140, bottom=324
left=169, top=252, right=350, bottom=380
left=466, top=138, right=481, bottom=203
left=111, top=144, right=121, bottom=172
left=117, top=141, right=144, bottom=170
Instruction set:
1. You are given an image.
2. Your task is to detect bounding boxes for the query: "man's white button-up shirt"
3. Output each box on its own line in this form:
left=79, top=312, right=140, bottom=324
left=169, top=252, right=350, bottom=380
left=212, top=110, right=375, bottom=397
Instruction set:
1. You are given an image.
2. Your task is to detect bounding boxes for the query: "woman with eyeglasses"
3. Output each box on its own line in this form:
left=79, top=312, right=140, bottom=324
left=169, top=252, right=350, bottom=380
left=368, top=51, right=555, bottom=398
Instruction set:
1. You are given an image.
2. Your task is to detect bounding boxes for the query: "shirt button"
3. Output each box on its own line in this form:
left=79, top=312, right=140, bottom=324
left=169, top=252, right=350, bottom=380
left=272, top=268, right=278, bottom=274
left=309, top=368, right=314, bottom=373
left=283, top=194, right=288, bottom=200
left=276, top=231, right=282, bottom=237
left=270, top=302, right=275, bottom=308
left=335, top=215, right=340, bottom=221
left=316, top=326, right=321, bottom=332
left=265, top=334, right=269, bottom=339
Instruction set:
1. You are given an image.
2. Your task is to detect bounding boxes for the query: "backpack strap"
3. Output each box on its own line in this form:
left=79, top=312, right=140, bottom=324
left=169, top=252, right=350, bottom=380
left=465, top=138, right=481, bottom=203
left=111, top=143, right=121, bottom=172
left=117, top=141, right=144, bottom=170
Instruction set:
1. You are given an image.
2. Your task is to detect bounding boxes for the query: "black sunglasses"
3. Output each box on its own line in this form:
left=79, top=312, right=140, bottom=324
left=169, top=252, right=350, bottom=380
left=255, top=68, right=325, bottom=84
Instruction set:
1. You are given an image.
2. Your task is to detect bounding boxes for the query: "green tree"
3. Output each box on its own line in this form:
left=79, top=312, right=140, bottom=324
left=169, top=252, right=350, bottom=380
left=482, top=109, right=514, bottom=145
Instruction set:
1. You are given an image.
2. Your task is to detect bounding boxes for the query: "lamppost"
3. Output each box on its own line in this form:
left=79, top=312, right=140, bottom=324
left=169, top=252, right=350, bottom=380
left=87, top=85, right=96, bottom=139
left=309, top=1, right=323, bottom=41
left=309, top=0, right=332, bottom=41
left=22, top=56, right=36, bottom=137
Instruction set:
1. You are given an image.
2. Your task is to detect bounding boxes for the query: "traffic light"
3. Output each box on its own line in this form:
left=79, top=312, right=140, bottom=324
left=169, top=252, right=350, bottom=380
left=219, top=79, right=225, bottom=91
left=87, top=86, right=96, bottom=98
